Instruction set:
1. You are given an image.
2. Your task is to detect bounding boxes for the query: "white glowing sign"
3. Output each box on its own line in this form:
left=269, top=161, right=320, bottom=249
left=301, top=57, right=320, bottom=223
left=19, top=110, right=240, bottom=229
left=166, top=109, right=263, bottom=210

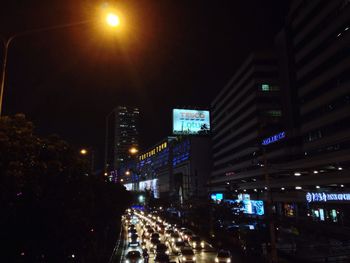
left=124, top=183, right=133, bottom=191
left=306, top=192, right=350, bottom=202
left=173, top=109, right=210, bottom=135
left=139, top=179, right=159, bottom=198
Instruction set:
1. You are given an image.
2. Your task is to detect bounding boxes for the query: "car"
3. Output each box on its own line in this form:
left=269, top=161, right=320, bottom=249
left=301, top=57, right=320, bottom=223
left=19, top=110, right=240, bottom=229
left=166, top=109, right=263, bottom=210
left=151, top=233, right=160, bottom=240
left=141, top=241, right=147, bottom=250
left=165, top=229, right=174, bottom=238
left=179, top=248, right=196, bottom=262
left=181, top=230, right=193, bottom=241
left=170, top=232, right=182, bottom=243
left=125, top=250, right=142, bottom=263
left=154, top=253, right=170, bottom=263
left=129, top=234, right=140, bottom=247
left=215, top=250, right=231, bottom=263
left=189, top=235, right=205, bottom=249
left=171, top=241, right=188, bottom=254
left=128, top=228, right=137, bottom=237
left=149, top=237, right=161, bottom=251
left=155, top=243, right=170, bottom=255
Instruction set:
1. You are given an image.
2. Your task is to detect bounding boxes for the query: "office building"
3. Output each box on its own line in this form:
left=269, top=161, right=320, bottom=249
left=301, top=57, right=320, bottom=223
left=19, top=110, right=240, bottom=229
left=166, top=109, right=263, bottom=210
left=104, top=106, right=139, bottom=174
left=209, top=0, right=350, bottom=232
left=209, top=51, right=285, bottom=192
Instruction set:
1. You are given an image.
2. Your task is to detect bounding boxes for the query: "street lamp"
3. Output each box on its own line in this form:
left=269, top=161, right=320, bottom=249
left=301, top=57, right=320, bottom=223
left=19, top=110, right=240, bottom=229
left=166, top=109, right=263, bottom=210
left=106, top=13, right=120, bottom=27
left=0, top=10, right=122, bottom=116
left=80, top=149, right=88, bottom=155
left=129, top=147, right=139, bottom=155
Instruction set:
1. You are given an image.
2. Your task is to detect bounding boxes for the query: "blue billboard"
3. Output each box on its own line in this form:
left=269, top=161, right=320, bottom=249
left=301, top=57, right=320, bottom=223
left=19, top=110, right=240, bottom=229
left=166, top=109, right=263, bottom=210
left=173, top=109, right=210, bottom=135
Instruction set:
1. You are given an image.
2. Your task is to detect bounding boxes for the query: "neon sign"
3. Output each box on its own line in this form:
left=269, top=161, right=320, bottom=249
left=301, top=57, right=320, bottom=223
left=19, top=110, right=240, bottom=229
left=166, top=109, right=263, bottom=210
left=262, top=131, right=286, bottom=146
left=306, top=192, right=350, bottom=203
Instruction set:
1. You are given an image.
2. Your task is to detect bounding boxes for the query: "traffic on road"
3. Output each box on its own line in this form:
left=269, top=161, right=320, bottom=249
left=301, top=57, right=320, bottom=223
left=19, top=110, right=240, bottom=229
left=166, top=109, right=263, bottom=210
left=121, top=209, right=231, bottom=263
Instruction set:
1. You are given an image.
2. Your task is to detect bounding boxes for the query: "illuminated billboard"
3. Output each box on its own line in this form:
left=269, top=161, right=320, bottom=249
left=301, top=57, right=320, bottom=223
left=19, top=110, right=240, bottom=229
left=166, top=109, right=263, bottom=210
left=173, top=109, right=210, bottom=135
left=139, top=179, right=159, bottom=198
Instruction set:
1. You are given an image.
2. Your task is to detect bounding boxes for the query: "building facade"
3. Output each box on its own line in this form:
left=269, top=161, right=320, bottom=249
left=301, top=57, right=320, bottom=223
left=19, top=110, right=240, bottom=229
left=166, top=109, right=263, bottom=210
left=104, top=106, right=139, bottom=175
left=209, top=1, right=350, bottom=255
left=209, top=51, right=285, bottom=192
left=120, top=136, right=211, bottom=204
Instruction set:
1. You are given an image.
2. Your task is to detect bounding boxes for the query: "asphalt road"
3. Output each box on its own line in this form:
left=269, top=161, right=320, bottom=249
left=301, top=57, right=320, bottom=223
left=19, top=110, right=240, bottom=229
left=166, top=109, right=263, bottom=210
left=120, top=211, right=245, bottom=263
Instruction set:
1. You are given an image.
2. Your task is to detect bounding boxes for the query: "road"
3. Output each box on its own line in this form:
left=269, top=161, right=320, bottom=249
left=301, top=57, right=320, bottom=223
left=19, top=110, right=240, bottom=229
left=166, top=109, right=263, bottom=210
left=120, top=210, right=221, bottom=263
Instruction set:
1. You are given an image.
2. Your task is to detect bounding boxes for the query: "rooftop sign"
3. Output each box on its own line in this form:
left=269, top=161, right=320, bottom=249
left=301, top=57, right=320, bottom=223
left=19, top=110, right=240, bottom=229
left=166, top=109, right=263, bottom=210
left=173, top=109, right=210, bottom=135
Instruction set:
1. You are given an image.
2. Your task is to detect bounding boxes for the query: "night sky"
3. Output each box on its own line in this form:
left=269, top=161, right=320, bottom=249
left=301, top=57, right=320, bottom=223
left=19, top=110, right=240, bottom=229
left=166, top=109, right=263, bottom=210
left=0, top=0, right=288, bottom=166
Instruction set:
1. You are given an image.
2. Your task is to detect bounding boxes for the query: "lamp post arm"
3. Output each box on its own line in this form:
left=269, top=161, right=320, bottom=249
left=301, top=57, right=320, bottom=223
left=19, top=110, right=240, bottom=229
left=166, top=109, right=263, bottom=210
left=0, top=36, right=15, bottom=116
left=0, top=19, right=92, bottom=116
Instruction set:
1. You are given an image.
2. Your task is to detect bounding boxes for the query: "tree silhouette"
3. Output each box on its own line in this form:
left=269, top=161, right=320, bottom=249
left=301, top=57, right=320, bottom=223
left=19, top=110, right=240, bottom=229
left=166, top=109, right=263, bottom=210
left=0, top=114, right=132, bottom=262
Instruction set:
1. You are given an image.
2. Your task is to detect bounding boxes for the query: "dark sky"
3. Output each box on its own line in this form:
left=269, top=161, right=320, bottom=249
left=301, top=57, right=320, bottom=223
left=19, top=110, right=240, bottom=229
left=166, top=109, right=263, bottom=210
left=0, top=0, right=288, bottom=166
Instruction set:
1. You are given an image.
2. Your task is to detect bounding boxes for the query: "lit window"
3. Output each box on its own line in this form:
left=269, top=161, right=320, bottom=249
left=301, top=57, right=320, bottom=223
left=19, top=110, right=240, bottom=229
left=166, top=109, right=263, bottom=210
left=266, top=110, right=282, bottom=117
left=261, top=84, right=270, bottom=91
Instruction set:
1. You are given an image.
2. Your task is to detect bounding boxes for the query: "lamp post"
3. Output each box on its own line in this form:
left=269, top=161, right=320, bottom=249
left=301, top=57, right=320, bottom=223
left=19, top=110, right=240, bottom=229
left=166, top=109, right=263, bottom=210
left=0, top=12, right=121, bottom=116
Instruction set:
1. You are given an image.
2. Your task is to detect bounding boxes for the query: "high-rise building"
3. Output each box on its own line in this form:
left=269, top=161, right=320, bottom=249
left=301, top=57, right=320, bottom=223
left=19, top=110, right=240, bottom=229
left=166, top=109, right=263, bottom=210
left=104, top=106, right=139, bottom=174
left=209, top=51, right=285, bottom=191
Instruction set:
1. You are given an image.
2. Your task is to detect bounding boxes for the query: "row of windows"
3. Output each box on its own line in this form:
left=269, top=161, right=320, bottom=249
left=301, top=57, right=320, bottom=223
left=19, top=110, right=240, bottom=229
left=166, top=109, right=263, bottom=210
left=302, top=94, right=350, bottom=123
left=213, top=82, right=279, bottom=139
left=213, top=68, right=277, bottom=120
left=300, top=67, right=350, bottom=105
left=305, top=141, right=350, bottom=158
left=304, top=115, right=350, bottom=144
left=297, top=38, right=350, bottom=91
left=293, top=1, right=342, bottom=52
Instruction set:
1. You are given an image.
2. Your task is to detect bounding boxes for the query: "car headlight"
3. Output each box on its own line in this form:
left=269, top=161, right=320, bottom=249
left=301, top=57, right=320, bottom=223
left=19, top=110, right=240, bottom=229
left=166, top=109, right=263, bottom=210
left=215, top=258, right=219, bottom=262
left=227, top=259, right=231, bottom=263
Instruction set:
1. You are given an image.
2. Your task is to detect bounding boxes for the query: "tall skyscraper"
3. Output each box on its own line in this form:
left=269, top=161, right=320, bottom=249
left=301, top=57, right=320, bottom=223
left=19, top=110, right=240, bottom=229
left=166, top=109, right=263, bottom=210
left=105, top=106, right=140, bottom=174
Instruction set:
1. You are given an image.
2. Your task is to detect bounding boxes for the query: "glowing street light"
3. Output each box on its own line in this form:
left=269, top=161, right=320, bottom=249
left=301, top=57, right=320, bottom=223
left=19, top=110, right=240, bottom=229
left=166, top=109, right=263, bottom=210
left=0, top=6, right=124, bottom=116
left=129, top=147, right=139, bottom=155
left=80, top=149, right=88, bottom=155
left=106, top=13, right=120, bottom=27
left=125, top=170, right=130, bottom=176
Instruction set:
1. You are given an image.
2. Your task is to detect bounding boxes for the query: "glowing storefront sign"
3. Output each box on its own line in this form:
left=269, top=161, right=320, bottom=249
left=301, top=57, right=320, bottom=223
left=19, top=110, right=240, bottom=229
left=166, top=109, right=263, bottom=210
left=139, top=179, right=159, bottom=198
left=262, top=131, right=286, bottom=146
left=124, top=183, right=133, bottom=191
left=306, top=192, right=350, bottom=202
left=139, top=142, right=167, bottom=161
left=173, top=109, right=210, bottom=135
left=211, top=193, right=223, bottom=202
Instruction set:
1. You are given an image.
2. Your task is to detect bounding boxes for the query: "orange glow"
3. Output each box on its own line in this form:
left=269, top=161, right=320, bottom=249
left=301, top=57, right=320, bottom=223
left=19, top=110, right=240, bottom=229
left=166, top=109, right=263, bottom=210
left=106, top=13, right=120, bottom=27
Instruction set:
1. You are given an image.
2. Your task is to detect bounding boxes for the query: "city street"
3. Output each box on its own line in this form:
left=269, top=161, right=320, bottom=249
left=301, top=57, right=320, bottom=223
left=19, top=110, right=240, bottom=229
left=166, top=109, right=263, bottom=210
left=120, top=209, right=241, bottom=263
